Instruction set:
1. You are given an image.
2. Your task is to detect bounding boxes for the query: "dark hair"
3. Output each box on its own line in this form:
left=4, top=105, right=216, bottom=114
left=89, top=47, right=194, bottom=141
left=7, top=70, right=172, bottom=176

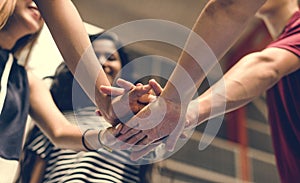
left=49, top=32, right=131, bottom=111
left=89, top=32, right=129, bottom=69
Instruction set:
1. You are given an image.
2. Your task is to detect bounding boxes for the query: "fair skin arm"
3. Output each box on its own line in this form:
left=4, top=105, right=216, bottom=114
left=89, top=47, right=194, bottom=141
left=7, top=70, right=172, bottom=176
left=33, top=0, right=114, bottom=121
left=186, top=47, right=300, bottom=129
left=27, top=70, right=120, bottom=151
left=107, top=0, right=267, bottom=158
left=124, top=47, right=300, bottom=160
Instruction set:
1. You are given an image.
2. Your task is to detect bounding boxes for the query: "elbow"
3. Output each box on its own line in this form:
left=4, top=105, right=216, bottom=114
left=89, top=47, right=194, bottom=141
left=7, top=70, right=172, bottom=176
left=260, top=67, right=281, bottom=87
left=248, top=53, right=281, bottom=88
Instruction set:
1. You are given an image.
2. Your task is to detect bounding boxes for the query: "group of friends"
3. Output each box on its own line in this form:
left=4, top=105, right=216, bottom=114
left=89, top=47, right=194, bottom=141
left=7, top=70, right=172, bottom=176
left=0, top=0, right=299, bottom=182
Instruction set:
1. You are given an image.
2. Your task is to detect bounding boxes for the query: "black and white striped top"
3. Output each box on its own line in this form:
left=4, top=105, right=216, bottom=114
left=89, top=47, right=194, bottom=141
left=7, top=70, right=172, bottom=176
left=27, top=108, right=148, bottom=183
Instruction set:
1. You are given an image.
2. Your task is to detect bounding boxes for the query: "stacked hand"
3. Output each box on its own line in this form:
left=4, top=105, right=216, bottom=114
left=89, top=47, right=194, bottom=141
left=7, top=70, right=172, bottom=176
left=98, top=78, right=197, bottom=160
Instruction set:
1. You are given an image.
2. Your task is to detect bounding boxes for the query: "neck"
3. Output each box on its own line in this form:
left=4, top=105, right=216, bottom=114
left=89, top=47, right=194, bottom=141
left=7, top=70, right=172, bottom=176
left=259, top=4, right=299, bottom=39
left=0, top=23, right=27, bottom=50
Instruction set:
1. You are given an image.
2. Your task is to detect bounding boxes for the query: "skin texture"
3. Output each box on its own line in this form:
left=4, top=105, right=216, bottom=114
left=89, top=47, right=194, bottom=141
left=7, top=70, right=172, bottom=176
left=0, top=0, right=43, bottom=50
left=187, top=0, right=300, bottom=127
left=126, top=0, right=300, bottom=162
left=0, top=0, right=123, bottom=152
left=29, top=0, right=156, bottom=147
left=33, top=0, right=116, bottom=122
left=27, top=38, right=130, bottom=183
left=101, top=0, right=268, bottom=160
left=30, top=0, right=270, bottom=160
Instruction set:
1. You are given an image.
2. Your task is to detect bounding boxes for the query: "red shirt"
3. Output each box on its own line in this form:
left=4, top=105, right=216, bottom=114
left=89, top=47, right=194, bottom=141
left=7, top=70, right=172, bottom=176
left=266, top=11, right=300, bottom=183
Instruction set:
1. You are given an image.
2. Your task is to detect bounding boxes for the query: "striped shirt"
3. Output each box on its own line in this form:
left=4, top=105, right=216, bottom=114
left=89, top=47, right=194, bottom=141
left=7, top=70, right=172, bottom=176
left=27, top=107, right=147, bottom=183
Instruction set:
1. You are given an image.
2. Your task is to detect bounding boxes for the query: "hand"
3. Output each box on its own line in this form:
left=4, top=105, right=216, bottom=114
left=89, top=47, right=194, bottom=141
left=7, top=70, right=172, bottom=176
left=98, top=79, right=151, bottom=126
left=184, top=99, right=200, bottom=129
left=99, top=79, right=164, bottom=151
left=116, top=94, right=187, bottom=161
left=101, top=79, right=187, bottom=161
left=99, top=79, right=162, bottom=124
left=128, top=98, right=200, bottom=160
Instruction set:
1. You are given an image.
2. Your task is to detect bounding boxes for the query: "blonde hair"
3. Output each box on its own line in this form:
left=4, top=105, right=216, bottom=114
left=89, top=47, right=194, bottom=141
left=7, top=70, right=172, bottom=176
left=0, top=0, right=16, bottom=29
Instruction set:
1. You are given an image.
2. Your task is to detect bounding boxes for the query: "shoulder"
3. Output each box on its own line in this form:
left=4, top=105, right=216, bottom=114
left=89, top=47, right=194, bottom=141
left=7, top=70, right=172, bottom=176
left=267, top=11, right=300, bottom=52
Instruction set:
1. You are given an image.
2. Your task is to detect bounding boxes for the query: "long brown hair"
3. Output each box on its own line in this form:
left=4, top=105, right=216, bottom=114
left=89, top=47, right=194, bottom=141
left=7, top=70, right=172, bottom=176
left=0, top=0, right=16, bottom=29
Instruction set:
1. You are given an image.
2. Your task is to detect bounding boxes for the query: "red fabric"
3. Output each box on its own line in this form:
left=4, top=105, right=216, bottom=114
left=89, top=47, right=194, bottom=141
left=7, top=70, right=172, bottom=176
left=266, top=11, right=300, bottom=183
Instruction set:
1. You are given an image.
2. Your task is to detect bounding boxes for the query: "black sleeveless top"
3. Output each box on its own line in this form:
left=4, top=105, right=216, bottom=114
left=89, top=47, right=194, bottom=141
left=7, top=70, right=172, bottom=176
left=0, top=49, right=30, bottom=160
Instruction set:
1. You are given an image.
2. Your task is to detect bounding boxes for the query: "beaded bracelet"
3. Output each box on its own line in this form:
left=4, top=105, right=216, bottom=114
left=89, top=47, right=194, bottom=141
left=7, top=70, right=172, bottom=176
left=98, top=130, right=113, bottom=152
left=82, top=128, right=96, bottom=151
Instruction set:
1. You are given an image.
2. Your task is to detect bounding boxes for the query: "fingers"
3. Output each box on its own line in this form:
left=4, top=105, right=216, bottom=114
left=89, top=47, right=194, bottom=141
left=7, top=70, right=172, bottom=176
left=116, top=78, right=134, bottom=91
left=130, top=142, right=161, bottom=161
left=100, top=124, right=123, bottom=149
left=131, top=85, right=152, bottom=98
left=165, top=130, right=181, bottom=151
left=149, top=79, right=163, bottom=96
left=118, top=127, right=140, bottom=141
left=142, top=84, right=152, bottom=92
left=119, top=131, right=146, bottom=150
left=122, top=105, right=155, bottom=131
left=100, top=85, right=125, bottom=96
left=130, top=135, right=152, bottom=151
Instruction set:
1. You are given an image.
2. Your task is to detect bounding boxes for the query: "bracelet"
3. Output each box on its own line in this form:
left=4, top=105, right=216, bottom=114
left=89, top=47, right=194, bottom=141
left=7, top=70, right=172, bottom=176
left=98, top=130, right=113, bottom=152
left=82, top=128, right=96, bottom=151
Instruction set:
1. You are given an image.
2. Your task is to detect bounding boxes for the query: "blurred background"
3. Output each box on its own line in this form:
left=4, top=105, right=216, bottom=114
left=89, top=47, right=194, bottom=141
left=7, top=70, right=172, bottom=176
left=28, top=1, right=279, bottom=182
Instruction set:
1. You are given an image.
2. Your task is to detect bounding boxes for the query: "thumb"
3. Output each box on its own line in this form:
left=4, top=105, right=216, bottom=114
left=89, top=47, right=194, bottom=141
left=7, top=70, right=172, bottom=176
left=165, top=131, right=181, bottom=152
left=149, top=79, right=163, bottom=96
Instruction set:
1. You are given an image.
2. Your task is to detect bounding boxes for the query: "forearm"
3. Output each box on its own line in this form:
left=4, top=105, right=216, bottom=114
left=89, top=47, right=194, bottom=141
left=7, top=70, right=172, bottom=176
left=28, top=71, right=102, bottom=151
left=191, top=52, right=281, bottom=126
left=31, top=110, right=102, bottom=151
left=34, top=0, right=110, bottom=110
left=30, top=96, right=103, bottom=151
left=162, top=0, right=266, bottom=103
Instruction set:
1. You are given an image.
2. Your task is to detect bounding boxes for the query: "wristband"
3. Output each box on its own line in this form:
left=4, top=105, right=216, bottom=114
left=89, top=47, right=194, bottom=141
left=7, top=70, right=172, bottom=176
left=82, top=128, right=96, bottom=151
left=98, top=130, right=113, bottom=152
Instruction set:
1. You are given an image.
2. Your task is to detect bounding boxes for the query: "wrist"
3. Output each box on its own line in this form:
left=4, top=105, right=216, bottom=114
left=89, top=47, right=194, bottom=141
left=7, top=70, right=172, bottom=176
left=82, top=128, right=97, bottom=151
left=96, top=94, right=120, bottom=126
left=160, top=84, right=195, bottom=107
left=98, top=130, right=113, bottom=152
left=196, top=96, right=212, bottom=123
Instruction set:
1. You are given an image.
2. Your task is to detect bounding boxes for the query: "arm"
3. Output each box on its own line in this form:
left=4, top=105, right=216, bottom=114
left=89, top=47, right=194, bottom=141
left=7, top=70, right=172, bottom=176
left=29, top=156, right=45, bottom=183
left=186, top=47, right=300, bottom=128
left=27, top=71, right=119, bottom=151
left=162, top=0, right=267, bottom=103
left=113, top=0, right=267, bottom=155
left=127, top=47, right=300, bottom=160
left=122, top=46, right=300, bottom=160
left=33, top=0, right=112, bottom=120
